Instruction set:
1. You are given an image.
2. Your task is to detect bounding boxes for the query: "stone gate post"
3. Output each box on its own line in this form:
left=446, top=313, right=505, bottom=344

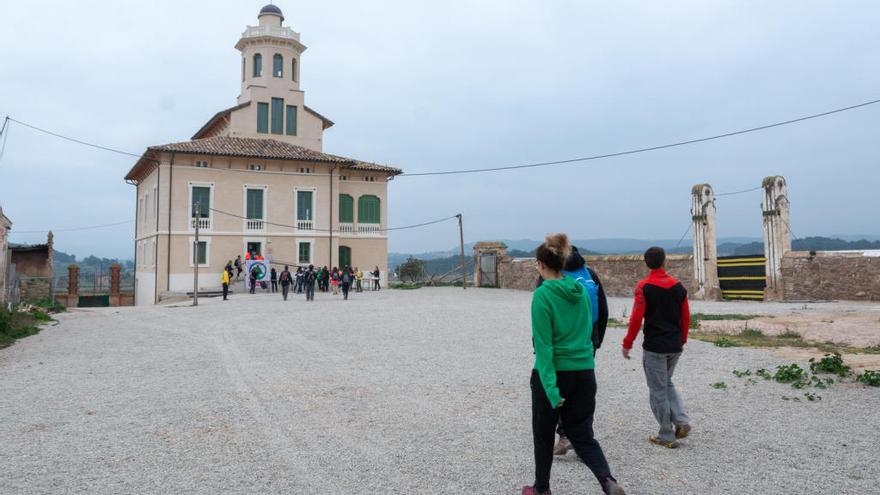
left=66, top=264, right=79, bottom=308
left=109, top=263, right=121, bottom=306
left=762, top=176, right=792, bottom=300
left=691, top=184, right=720, bottom=300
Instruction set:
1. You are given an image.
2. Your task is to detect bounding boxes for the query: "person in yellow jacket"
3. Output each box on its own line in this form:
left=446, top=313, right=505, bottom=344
left=221, top=268, right=230, bottom=300
left=355, top=267, right=364, bottom=293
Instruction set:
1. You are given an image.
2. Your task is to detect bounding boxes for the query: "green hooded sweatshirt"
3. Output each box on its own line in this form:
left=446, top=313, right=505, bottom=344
left=531, top=276, right=595, bottom=407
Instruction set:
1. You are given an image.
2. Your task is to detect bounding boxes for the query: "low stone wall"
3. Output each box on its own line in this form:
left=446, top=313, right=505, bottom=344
left=498, top=254, right=695, bottom=297
left=782, top=250, right=880, bottom=301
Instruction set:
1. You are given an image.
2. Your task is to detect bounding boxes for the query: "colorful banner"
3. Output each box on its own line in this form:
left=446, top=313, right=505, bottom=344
left=246, top=259, right=271, bottom=290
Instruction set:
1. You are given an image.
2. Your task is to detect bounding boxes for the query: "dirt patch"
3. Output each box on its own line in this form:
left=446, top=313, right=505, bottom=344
left=769, top=347, right=880, bottom=372
left=698, top=311, right=880, bottom=348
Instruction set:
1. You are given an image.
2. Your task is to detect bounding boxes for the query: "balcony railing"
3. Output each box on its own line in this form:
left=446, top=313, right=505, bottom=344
left=357, top=223, right=381, bottom=235
left=245, top=219, right=265, bottom=231
left=297, top=219, right=314, bottom=231
left=191, top=217, right=211, bottom=230
left=338, top=222, right=354, bottom=233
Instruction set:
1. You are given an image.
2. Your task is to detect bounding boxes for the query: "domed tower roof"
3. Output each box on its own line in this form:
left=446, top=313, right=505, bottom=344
left=259, top=4, right=284, bottom=21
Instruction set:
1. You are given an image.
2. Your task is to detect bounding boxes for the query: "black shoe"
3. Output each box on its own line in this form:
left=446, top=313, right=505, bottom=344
left=602, top=478, right=626, bottom=495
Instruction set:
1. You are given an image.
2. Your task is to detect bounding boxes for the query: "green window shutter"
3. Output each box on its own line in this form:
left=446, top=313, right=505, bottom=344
left=285, top=105, right=298, bottom=136
left=291, top=59, right=297, bottom=81
left=297, top=190, right=313, bottom=220
left=196, top=241, right=207, bottom=265
left=339, top=246, right=351, bottom=268
left=253, top=53, right=262, bottom=77
left=357, top=195, right=380, bottom=224
left=271, top=98, right=284, bottom=135
left=299, top=242, right=311, bottom=264
left=257, top=102, right=269, bottom=133
left=191, top=187, right=210, bottom=218
left=339, top=194, right=353, bottom=223
left=246, top=189, right=264, bottom=219
left=273, top=54, right=283, bottom=77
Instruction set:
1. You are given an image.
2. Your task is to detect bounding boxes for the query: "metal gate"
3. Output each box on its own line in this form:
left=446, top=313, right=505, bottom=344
left=479, top=253, right=498, bottom=287
left=717, top=254, right=766, bottom=300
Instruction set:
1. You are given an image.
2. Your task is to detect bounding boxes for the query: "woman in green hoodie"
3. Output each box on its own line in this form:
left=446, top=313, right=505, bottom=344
left=523, top=234, right=625, bottom=495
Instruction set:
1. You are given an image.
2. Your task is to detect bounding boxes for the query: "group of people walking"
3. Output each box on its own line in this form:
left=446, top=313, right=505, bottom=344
left=524, top=234, right=691, bottom=495
left=220, top=258, right=382, bottom=303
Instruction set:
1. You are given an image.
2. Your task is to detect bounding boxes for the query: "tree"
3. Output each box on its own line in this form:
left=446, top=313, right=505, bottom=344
left=398, top=256, right=426, bottom=282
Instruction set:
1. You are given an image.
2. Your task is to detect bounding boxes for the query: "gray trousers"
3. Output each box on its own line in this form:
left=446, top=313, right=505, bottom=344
left=643, top=350, right=690, bottom=441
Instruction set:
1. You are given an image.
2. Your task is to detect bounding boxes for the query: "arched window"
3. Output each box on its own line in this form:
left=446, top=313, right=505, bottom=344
left=273, top=54, right=283, bottom=78
left=291, top=58, right=297, bottom=81
left=357, top=195, right=380, bottom=224
left=253, top=53, right=262, bottom=77
left=338, top=194, right=353, bottom=223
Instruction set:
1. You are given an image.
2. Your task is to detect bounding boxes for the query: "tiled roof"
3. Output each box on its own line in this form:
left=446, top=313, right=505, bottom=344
left=125, top=136, right=402, bottom=179
left=191, top=102, right=250, bottom=140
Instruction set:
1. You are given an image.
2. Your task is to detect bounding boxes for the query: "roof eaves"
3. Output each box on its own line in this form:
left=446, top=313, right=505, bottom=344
left=191, top=102, right=251, bottom=140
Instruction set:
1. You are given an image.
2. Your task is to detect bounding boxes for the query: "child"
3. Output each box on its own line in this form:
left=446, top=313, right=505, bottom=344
left=523, top=233, right=625, bottom=495
left=622, top=246, right=692, bottom=449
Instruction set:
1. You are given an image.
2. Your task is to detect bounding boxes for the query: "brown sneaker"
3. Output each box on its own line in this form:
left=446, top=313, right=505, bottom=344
left=675, top=424, right=691, bottom=439
left=553, top=435, right=571, bottom=456
left=649, top=436, right=680, bottom=449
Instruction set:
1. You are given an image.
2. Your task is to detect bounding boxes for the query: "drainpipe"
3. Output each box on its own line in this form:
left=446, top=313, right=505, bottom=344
left=166, top=152, right=175, bottom=293
left=154, top=159, right=161, bottom=305
left=133, top=179, right=139, bottom=305
left=328, top=164, right=336, bottom=268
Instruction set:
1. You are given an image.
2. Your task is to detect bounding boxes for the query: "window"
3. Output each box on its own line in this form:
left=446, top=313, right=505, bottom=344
left=241, top=57, right=245, bottom=82
left=153, top=186, right=158, bottom=220
left=248, top=164, right=262, bottom=171
left=358, top=195, right=380, bottom=224
left=253, top=53, right=262, bottom=77
left=339, top=246, right=351, bottom=269
left=194, top=161, right=209, bottom=168
left=191, top=240, right=208, bottom=266
left=271, top=98, right=284, bottom=134
left=363, top=176, right=375, bottom=182
left=299, top=167, right=311, bottom=174
left=139, top=197, right=145, bottom=223
left=273, top=54, right=283, bottom=77
left=191, top=186, right=210, bottom=218
left=246, top=189, right=264, bottom=219
left=291, top=59, right=297, bottom=81
left=298, top=241, right=312, bottom=264
left=340, top=175, right=348, bottom=181
left=285, top=105, right=297, bottom=135
left=339, top=194, right=353, bottom=223
left=296, top=190, right=313, bottom=221
left=257, top=102, right=269, bottom=133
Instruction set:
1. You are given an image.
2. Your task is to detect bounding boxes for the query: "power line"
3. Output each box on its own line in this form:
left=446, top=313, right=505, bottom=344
left=715, top=186, right=763, bottom=197
left=674, top=222, right=693, bottom=249
left=11, top=219, right=135, bottom=235
left=399, top=98, right=880, bottom=177
left=208, top=207, right=458, bottom=233
left=5, top=97, right=880, bottom=179
left=0, top=116, right=10, bottom=164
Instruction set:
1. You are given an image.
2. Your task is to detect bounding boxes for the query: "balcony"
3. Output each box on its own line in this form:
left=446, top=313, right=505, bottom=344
left=191, top=217, right=211, bottom=231
left=297, top=219, right=314, bottom=231
left=357, top=223, right=381, bottom=236
left=245, top=219, right=265, bottom=232
left=338, top=222, right=354, bottom=233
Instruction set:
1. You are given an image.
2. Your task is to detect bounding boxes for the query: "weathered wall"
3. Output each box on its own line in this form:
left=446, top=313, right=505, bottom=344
left=782, top=250, right=880, bottom=301
left=499, top=254, right=695, bottom=297
left=10, top=249, right=51, bottom=278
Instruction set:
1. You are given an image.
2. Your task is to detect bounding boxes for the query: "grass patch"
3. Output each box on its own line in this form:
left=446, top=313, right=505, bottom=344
left=690, top=313, right=761, bottom=329
left=691, top=329, right=880, bottom=355
left=809, top=353, right=851, bottom=377
left=33, top=297, right=66, bottom=313
left=710, top=381, right=727, bottom=389
left=0, top=309, right=43, bottom=349
left=389, top=282, right=422, bottom=290
left=857, top=370, right=880, bottom=387
left=606, top=318, right=624, bottom=327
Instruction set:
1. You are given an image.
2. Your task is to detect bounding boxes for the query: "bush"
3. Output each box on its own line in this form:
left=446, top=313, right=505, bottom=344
left=809, top=353, right=851, bottom=377
left=857, top=370, right=880, bottom=387
left=0, top=309, right=41, bottom=349
left=34, top=298, right=66, bottom=313
left=389, top=282, right=422, bottom=290
left=714, top=337, right=739, bottom=348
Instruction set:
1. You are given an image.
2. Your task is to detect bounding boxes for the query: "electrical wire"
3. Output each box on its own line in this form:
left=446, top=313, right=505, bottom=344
left=207, top=207, right=457, bottom=233
left=7, top=117, right=142, bottom=158
left=674, top=222, right=693, bottom=249
left=715, top=186, right=763, bottom=197
left=0, top=116, right=10, bottom=164
left=11, top=219, right=135, bottom=234
left=399, top=98, right=880, bottom=176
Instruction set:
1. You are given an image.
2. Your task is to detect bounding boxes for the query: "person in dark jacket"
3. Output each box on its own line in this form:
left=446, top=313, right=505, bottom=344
left=270, top=267, right=278, bottom=293
left=304, top=265, right=317, bottom=301
left=537, top=246, right=610, bottom=456
left=341, top=267, right=352, bottom=300
left=622, top=247, right=691, bottom=449
left=279, top=265, right=292, bottom=301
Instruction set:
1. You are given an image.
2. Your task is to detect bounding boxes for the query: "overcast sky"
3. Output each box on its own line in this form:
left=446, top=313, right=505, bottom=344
left=1, top=0, right=878, bottom=258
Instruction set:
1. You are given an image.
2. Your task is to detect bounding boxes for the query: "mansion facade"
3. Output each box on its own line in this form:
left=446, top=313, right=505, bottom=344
left=125, top=4, right=401, bottom=305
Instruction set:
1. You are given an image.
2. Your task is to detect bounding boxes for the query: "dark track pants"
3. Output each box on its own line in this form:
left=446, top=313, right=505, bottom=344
left=342, top=282, right=350, bottom=300
left=530, top=369, right=612, bottom=493
left=222, top=283, right=228, bottom=300
left=281, top=284, right=290, bottom=300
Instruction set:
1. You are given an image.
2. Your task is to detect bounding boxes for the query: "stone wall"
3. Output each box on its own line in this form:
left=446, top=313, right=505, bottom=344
left=498, top=254, right=695, bottom=297
left=782, top=250, right=880, bottom=301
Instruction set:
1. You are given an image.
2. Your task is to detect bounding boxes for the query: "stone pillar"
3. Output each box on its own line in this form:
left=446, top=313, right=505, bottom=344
left=109, top=263, right=121, bottom=306
left=66, top=264, right=79, bottom=308
left=762, top=176, right=792, bottom=300
left=691, top=184, right=720, bottom=300
left=472, top=241, right=508, bottom=288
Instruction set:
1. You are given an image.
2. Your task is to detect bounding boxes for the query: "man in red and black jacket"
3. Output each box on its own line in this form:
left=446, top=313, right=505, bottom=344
left=622, top=247, right=692, bottom=449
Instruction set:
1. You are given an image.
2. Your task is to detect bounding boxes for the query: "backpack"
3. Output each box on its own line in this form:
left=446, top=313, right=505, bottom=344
left=280, top=271, right=290, bottom=283
left=564, top=267, right=599, bottom=324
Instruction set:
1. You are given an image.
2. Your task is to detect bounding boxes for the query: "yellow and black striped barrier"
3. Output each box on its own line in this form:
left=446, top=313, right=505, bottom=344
left=717, top=255, right=766, bottom=300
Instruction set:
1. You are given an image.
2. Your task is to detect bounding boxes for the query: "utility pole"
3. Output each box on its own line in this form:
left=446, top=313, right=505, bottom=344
left=457, top=214, right=467, bottom=290
left=193, top=201, right=200, bottom=306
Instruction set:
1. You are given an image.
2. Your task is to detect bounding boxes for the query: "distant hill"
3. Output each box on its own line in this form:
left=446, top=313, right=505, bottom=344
left=733, top=237, right=880, bottom=256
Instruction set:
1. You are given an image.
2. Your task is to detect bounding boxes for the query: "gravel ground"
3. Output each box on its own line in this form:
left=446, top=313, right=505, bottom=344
left=1, top=287, right=878, bottom=494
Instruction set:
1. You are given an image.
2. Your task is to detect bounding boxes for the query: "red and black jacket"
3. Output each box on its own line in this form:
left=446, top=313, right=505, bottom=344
left=623, top=269, right=690, bottom=353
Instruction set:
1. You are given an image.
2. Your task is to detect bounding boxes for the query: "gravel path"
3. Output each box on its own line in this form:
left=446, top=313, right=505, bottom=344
left=1, top=287, right=878, bottom=494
